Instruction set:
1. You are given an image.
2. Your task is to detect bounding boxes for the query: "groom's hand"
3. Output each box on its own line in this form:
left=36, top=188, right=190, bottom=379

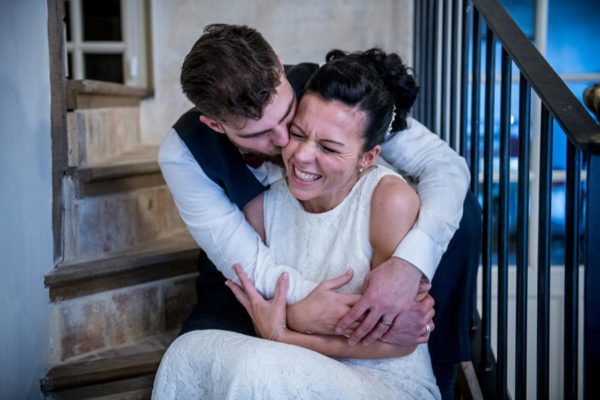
left=335, top=257, right=433, bottom=346
left=287, top=269, right=361, bottom=335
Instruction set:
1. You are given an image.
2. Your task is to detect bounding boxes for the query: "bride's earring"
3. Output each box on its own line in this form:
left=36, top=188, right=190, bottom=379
left=358, top=167, right=364, bottom=173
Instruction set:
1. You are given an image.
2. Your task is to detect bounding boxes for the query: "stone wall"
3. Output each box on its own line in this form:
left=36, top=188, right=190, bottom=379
left=140, top=0, right=413, bottom=143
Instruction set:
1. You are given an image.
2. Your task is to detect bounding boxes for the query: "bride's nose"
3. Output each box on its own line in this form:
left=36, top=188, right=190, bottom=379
left=293, top=140, right=316, bottom=164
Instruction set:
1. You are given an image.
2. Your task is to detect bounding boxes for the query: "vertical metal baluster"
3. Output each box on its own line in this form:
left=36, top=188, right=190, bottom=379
left=427, top=0, right=436, bottom=129
left=470, top=8, right=481, bottom=196
left=469, top=3, right=481, bottom=335
left=416, top=0, right=426, bottom=122
left=423, top=0, right=431, bottom=125
left=449, top=0, right=459, bottom=149
left=440, top=0, right=449, bottom=139
left=460, top=0, right=471, bottom=158
left=432, top=0, right=441, bottom=132
left=584, top=152, right=600, bottom=400
left=537, top=105, right=552, bottom=400
left=481, top=25, right=495, bottom=372
left=497, top=47, right=511, bottom=400
left=413, top=0, right=422, bottom=122
left=515, top=72, right=530, bottom=400
left=564, top=140, right=580, bottom=400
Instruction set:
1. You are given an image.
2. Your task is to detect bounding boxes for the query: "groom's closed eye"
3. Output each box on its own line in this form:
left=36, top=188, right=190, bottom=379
left=237, top=130, right=270, bottom=139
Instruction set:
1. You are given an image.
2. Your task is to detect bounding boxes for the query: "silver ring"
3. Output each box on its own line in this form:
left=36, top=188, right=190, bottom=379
left=424, top=324, right=431, bottom=336
left=380, top=318, right=393, bottom=327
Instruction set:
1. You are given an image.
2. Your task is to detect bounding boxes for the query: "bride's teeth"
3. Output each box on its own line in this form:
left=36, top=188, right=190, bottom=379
left=294, top=166, right=320, bottom=182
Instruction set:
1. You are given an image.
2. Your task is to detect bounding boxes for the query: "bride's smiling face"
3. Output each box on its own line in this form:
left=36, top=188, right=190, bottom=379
left=283, top=93, right=378, bottom=213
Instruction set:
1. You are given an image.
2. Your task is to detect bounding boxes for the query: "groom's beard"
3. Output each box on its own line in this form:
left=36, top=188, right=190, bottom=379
left=236, top=142, right=285, bottom=168
left=262, top=154, right=284, bottom=168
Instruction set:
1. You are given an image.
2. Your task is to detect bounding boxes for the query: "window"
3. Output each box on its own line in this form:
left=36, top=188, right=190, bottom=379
left=64, top=0, right=149, bottom=87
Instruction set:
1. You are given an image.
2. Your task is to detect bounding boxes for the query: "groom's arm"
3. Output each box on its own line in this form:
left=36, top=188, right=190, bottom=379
left=336, top=118, right=469, bottom=345
left=159, top=129, right=318, bottom=303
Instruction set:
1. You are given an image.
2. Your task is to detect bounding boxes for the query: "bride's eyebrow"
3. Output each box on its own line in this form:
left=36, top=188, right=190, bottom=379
left=291, top=123, right=345, bottom=147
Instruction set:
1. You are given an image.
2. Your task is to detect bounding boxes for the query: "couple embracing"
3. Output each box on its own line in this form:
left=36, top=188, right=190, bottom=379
left=154, top=24, right=480, bottom=400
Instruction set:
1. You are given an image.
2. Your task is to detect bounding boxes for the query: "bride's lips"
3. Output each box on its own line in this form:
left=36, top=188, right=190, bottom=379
left=290, top=164, right=322, bottom=184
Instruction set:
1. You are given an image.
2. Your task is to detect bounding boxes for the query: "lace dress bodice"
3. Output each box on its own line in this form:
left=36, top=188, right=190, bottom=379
left=264, top=166, right=397, bottom=294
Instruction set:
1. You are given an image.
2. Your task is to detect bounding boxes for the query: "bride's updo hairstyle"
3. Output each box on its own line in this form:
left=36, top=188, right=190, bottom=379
left=305, top=48, right=419, bottom=151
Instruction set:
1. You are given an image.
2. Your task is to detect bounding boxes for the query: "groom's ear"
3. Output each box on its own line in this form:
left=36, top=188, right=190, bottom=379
left=359, top=145, right=381, bottom=170
left=199, top=115, right=226, bottom=134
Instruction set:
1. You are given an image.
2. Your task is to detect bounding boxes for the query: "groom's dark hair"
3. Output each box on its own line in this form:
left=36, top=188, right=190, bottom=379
left=181, top=24, right=282, bottom=127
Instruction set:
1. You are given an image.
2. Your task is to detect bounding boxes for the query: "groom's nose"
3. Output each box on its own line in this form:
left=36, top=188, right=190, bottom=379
left=270, top=126, right=289, bottom=147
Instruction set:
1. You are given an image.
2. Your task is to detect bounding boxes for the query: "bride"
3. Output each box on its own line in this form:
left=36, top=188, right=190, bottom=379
left=152, top=48, right=441, bottom=400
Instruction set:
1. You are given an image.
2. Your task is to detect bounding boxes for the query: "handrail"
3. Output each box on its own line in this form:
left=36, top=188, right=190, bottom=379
left=473, top=0, right=600, bottom=151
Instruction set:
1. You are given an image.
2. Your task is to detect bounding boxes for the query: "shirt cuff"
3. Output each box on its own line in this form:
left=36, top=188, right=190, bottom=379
left=392, top=228, right=444, bottom=281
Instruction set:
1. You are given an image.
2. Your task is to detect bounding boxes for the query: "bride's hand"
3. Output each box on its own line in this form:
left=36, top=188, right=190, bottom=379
left=287, top=269, right=361, bottom=335
left=226, top=263, right=289, bottom=341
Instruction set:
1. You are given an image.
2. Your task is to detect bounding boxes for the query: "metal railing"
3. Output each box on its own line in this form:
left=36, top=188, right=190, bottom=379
left=413, top=0, right=600, bottom=398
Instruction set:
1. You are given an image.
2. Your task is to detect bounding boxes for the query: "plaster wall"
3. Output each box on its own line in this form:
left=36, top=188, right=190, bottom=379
left=140, top=0, right=414, bottom=143
left=0, top=0, right=53, bottom=398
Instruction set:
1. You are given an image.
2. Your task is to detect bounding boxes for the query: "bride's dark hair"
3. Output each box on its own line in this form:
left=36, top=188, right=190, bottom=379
left=305, top=48, right=419, bottom=151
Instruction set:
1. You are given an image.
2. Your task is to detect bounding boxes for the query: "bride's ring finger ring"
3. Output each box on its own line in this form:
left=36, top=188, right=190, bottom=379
left=379, top=318, right=393, bottom=327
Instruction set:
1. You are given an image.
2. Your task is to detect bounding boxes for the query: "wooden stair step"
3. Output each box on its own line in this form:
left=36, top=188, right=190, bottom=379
left=46, top=374, right=155, bottom=400
left=46, top=231, right=199, bottom=301
left=42, top=331, right=176, bottom=394
left=65, top=145, right=162, bottom=197
left=67, top=79, right=152, bottom=110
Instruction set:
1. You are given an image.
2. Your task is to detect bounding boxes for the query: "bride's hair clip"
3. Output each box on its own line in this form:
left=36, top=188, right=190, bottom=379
left=384, top=106, right=397, bottom=141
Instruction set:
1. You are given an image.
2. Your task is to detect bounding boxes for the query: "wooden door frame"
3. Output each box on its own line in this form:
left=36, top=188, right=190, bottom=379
left=47, top=0, right=68, bottom=263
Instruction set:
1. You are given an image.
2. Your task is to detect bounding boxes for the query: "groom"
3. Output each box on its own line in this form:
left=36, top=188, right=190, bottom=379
left=159, top=24, right=480, bottom=399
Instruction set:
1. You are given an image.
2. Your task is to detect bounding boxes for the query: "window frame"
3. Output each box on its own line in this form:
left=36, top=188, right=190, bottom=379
left=65, top=0, right=149, bottom=87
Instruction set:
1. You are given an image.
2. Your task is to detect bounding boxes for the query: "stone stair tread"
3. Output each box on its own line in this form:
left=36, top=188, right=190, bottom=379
left=68, top=80, right=151, bottom=98
left=67, top=145, right=160, bottom=183
left=67, top=79, right=153, bottom=109
left=46, top=375, right=154, bottom=400
left=48, top=231, right=196, bottom=282
left=42, top=331, right=176, bottom=393
left=46, top=231, right=199, bottom=301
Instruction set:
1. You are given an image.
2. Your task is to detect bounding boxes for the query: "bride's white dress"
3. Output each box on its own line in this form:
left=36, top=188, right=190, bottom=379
left=152, top=166, right=440, bottom=399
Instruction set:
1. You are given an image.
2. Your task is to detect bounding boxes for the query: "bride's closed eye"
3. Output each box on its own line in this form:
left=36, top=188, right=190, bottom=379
left=290, top=130, right=305, bottom=139
left=320, top=144, right=338, bottom=154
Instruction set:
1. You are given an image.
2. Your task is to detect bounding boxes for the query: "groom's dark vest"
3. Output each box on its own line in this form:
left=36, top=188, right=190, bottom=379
left=172, top=63, right=319, bottom=281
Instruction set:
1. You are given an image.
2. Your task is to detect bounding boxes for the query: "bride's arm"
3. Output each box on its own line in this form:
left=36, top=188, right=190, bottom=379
left=369, top=174, right=420, bottom=269
left=275, top=329, right=416, bottom=359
